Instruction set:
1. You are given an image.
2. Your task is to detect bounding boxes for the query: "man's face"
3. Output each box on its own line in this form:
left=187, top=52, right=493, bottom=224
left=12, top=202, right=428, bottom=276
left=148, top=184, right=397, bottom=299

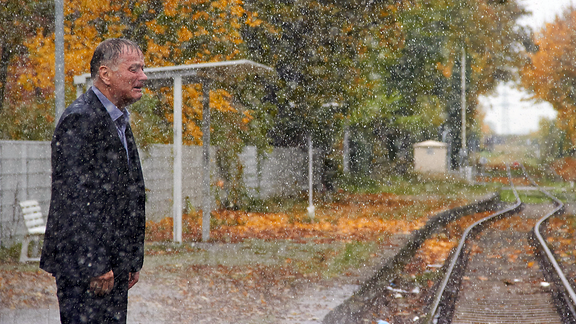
left=106, top=47, right=147, bottom=109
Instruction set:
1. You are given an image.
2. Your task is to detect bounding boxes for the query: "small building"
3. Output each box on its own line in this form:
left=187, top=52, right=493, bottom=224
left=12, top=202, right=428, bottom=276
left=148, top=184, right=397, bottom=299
left=413, top=140, right=448, bottom=174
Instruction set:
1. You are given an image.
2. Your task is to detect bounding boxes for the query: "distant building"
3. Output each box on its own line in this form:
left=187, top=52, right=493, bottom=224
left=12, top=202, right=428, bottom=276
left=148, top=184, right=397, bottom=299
left=413, top=140, right=448, bottom=174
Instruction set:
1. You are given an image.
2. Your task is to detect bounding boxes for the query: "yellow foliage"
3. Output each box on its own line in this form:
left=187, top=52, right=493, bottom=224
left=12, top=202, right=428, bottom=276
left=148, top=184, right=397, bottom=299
left=146, top=20, right=167, bottom=35
left=164, top=0, right=180, bottom=16
left=521, top=9, right=576, bottom=146
left=436, top=61, right=453, bottom=78
left=177, top=26, right=194, bottom=43
left=17, top=0, right=263, bottom=144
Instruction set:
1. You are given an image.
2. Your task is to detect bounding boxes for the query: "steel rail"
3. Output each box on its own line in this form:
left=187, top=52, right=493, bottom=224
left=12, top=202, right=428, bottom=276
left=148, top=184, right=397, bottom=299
left=522, top=164, right=576, bottom=320
left=424, top=165, right=522, bottom=324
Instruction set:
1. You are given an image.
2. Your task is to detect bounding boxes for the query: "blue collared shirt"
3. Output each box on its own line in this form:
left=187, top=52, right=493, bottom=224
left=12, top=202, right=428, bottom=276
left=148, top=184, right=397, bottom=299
left=92, top=86, right=130, bottom=164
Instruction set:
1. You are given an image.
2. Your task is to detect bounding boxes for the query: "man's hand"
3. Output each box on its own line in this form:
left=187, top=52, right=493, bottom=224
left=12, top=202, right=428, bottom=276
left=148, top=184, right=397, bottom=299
left=90, top=270, right=114, bottom=296
left=128, top=272, right=139, bottom=289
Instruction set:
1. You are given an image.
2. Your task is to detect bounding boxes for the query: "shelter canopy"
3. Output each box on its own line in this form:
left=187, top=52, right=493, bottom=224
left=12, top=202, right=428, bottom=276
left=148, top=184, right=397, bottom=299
left=75, top=59, right=274, bottom=243
left=74, top=59, right=274, bottom=89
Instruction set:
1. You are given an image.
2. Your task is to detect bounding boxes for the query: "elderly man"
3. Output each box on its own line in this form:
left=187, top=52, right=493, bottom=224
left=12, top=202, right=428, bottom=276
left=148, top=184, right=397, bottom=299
left=40, top=38, right=147, bottom=324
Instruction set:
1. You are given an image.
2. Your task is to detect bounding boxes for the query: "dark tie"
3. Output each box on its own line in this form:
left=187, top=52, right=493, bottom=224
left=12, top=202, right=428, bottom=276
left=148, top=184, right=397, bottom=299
left=115, top=115, right=130, bottom=164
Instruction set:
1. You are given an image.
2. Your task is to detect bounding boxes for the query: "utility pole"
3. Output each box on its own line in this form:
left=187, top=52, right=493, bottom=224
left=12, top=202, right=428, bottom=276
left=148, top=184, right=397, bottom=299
left=501, top=86, right=510, bottom=135
left=55, top=0, right=65, bottom=124
left=460, top=48, right=473, bottom=182
left=460, top=48, right=467, bottom=166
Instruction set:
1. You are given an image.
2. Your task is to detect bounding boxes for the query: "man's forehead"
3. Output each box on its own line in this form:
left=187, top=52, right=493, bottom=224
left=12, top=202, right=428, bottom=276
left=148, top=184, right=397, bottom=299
left=116, top=47, right=144, bottom=66
left=119, top=46, right=143, bottom=57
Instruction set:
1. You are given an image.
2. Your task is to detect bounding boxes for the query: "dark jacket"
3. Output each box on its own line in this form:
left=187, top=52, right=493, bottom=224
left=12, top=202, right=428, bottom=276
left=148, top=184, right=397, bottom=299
left=40, top=88, right=146, bottom=281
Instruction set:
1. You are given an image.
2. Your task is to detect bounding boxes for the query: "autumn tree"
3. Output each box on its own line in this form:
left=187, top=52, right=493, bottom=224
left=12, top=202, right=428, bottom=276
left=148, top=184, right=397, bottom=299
left=0, top=0, right=55, bottom=139
left=0, top=0, right=53, bottom=112
left=441, top=0, right=532, bottom=167
left=19, top=0, right=267, bottom=143
left=360, top=0, right=532, bottom=169
left=12, top=0, right=272, bottom=207
left=521, top=7, right=576, bottom=150
left=241, top=0, right=407, bottom=183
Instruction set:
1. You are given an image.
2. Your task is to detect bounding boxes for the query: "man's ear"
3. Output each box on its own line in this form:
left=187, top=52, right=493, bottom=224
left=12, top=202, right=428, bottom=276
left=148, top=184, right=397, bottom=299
left=99, top=65, right=112, bottom=86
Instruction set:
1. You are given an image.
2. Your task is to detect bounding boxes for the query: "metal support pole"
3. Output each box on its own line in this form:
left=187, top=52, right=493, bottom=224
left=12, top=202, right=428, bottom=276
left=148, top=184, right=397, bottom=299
left=307, top=134, right=315, bottom=218
left=76, top=85, right=83, bottom=99
left=460, top=48, right=467, bottom=163
left=54, top=0, right=65, bottom=124
left=173, top=76, right=183, bottom=243
left=202, top=80, right=212, bottom=242
left=343, top=124, right=350, bottom=173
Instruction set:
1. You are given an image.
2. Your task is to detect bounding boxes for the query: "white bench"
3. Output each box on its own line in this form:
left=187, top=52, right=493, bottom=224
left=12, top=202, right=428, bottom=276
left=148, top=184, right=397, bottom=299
left=19, top=200, right=46, bottom=262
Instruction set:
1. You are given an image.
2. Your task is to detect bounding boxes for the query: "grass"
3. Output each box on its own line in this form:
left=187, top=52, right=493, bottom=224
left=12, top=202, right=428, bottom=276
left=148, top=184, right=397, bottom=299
left=477, top=135, right=541, bottom=168
left=143, top=238, right=383, bottom=280
left=324, top=241, right=378, bottom=277
left=0, top=243, right=21, bottom=263
left=378, top=173, right=500, bottom=199
left=500, top=188, right=570, bottom=204
left=0, top=243, right=44, bottom=272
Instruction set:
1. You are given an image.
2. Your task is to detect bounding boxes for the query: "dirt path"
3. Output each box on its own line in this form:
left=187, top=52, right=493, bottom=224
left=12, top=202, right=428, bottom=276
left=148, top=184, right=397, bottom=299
left=0, top=235, right=410, bottom=324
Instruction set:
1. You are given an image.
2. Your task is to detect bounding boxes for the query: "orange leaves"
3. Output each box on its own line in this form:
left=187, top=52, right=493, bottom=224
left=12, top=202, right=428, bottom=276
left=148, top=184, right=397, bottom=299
left=192, top=11, right=211, bottom=21
left=487, top=215, right=536, bottom=232
left=521, top=8, right=576, bottom=145
left=145, top=193, right=462, bottom=243
left=161, top=84, right=239, bottom=144
left=163, top=0, right=180, bottom=16
left=551, top=157, right=576, bottom=181
left=242, top=110, right=254, bottom=124
left=211, top=0, right=231, bottom=11
left=0, top=270, right=57, bottom=309
left=145, top=42, right=172, bottom=69
left=404, top=211, right=493, bottom=274
left=210, top=89, right=234, bottom=113
left=19, top=0, right=256, bottom=100
left=245, top=12, right=262, bottom=28
left=436, top=61, right=454, bottom=78
left=177, top=26, right=194, bottom=43
left=146, top=21, right=167, bottom=36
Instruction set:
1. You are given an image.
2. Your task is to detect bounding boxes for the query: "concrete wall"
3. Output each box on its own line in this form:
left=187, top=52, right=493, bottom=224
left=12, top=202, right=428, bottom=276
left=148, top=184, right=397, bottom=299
left=139, top=144, right=210, bottom=223
left=0, top=141, right=313, bottom=245
left=240, top=146, right=310, bottom=199
left=0, top=141, right=52, bottom=243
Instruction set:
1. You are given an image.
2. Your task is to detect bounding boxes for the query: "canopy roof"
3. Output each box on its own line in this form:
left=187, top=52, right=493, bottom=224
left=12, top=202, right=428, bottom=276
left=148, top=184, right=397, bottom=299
left=74, top=59, right=275, bottom=87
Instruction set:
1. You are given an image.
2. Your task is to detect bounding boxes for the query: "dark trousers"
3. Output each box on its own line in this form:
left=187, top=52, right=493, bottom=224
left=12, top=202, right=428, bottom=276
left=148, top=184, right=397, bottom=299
left=55, top=271, right=129, bottom=324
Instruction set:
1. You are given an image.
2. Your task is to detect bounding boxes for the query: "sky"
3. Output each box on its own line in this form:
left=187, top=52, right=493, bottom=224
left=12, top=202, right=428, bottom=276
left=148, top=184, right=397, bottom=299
left=479, top=0, right=575, bottom=135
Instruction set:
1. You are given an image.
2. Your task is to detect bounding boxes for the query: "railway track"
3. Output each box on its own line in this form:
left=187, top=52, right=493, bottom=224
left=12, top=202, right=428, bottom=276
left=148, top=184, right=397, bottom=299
left=424, top=165, right=576, bottom=324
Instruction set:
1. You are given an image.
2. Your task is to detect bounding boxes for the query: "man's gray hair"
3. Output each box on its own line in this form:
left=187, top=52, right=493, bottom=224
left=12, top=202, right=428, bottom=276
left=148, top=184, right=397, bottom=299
left=90, top=38, right=142, bottom=79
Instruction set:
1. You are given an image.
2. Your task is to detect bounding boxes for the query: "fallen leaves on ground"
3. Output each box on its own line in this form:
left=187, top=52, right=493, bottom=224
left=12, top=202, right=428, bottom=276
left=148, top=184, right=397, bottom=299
left=545, top=215, right=576, bottom=275
left=1, top=192, right=470, bottom=323
left=146, top=193, right=464, bottom=243
left=551, top=157, right=576, bottom=181
left=361, top=211, right=493, bottom=324
left=487, top=215, right=537, bottom=232
left=137, top=264, right=324, bottom=323
left=0, top=269, right=57, bottom=309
